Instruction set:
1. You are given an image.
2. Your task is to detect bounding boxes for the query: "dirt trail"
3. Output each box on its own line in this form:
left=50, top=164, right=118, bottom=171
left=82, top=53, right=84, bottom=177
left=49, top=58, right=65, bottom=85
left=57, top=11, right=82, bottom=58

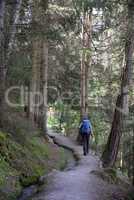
left=31, top=130, right=123, bottom=200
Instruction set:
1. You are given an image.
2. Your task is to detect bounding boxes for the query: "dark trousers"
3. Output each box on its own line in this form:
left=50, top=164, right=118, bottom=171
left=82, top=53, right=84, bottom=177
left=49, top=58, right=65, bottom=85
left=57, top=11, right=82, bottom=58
left=82, top=134, right=90, bottom=155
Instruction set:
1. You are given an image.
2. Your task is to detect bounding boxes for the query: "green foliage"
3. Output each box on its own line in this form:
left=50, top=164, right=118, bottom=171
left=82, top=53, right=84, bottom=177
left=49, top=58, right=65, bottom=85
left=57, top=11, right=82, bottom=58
left=73, top=0, right=106, bottom=13
left=0, top=132, right=7, bottom=144
left=127, top=189, right=134, bottom=200
left=0, top=156, right=18, bottom=186
left=0, top=135, right=21, bottom=200
left=8, top=53, right=32, bottom=86
left=58, top=148, right=68, bottom=170
left=4, top=0, right=134, bottom=190
left=48, top=102, right=80, bottom=134
left=28, top=137, right=50, bottom=159
left=89, top=110, right=110, bottom=152
left=19, top=174, right=39, bottom=187
left=91, top=168, right=127, bottom=185
left=0, top=130, right=69, bottom=199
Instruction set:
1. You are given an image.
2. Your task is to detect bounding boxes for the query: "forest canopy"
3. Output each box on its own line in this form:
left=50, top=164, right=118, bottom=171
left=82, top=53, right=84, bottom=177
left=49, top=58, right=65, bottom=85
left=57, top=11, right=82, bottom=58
left=0, top=0, right=134, bottom=199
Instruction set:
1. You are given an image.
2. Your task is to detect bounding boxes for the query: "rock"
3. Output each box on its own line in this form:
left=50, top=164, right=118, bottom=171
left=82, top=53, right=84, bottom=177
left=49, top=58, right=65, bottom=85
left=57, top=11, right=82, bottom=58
left=18, top=185, right=38, bottom=200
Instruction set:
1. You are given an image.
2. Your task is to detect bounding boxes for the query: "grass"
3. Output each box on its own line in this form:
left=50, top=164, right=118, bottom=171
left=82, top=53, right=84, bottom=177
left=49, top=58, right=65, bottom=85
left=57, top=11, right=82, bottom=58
left=91, top=168, right=131, bottom=186
left=0, top=130, right=69, bottom=200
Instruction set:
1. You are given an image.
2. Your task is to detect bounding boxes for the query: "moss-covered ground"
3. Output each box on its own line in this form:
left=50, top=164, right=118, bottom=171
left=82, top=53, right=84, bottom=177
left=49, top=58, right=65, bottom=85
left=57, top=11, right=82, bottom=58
left=0, top=131, right=68, bottom=200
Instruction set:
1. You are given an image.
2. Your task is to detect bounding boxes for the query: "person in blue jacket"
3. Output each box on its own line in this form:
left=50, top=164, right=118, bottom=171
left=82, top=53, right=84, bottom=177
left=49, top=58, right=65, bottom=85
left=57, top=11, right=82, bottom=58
left=79, top=116, right=93, bottom=156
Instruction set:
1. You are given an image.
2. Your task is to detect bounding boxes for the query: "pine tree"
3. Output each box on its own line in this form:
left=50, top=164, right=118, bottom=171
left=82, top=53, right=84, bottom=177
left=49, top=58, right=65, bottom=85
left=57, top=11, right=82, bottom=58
left=102, top=0, right=134, bottom=168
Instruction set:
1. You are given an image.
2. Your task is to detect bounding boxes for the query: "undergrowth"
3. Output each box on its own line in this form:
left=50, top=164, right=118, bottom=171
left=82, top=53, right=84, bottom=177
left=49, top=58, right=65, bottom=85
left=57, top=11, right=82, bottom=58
left=0, top=130, right=68, bottom=200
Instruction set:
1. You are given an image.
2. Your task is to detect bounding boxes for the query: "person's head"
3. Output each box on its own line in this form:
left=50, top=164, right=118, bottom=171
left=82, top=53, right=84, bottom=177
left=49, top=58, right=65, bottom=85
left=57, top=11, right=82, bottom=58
left=82, top=113, right=88, bottom=120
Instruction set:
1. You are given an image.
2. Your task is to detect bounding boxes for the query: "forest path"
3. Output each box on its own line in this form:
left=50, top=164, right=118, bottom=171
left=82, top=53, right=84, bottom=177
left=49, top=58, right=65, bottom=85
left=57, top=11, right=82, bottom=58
left=31, top=130, right=121, bottom=200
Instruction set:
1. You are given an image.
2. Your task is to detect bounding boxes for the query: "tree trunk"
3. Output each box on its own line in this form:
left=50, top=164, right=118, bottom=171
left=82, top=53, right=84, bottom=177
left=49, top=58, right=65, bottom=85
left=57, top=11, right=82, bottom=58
left=102, top=94, right=123, bottom=167
left=102, top=1, right=134, bottom=168
left=80, top=10, right=92, bottom=119
left=77, top=9, right=92, bottom=142
left=6, top=0, right=23, bottom=60
left=0, top=0, right=22, bottom=128
left=0, top=0, right=6, bottom=127
left=0, top=0, right=5, bottom=46
left=30, top=39, right=41, bottom=124
left=38, top=41, right=48, bottom=134
left=31, top=0, right=48, bottom=135
left=24, top=85, right=31, bottom=118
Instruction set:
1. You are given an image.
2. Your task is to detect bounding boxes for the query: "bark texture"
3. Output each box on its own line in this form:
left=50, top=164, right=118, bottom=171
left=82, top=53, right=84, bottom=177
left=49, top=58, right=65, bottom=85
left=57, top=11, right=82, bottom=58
left=0, top=0, right=22, bottom=127
left=39, top=41, right=48, bottom=133
left=80, top=10, right=92, bottom=119
left=0, top=0, right=6, bottom=120
left=30, top=0, right=48, bottom=135
left=102, top=1, right=134, bottom=168
left=77, top=9, right=92, bottom=142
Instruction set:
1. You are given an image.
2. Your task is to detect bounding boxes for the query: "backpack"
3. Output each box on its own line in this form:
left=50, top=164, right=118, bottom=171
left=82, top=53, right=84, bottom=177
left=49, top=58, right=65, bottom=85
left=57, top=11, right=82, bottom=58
left=81, top=119, right=91, bottom=134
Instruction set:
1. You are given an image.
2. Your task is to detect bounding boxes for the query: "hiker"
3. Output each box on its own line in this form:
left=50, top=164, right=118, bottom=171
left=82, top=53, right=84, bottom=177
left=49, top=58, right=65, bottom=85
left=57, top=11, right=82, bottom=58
left=79, top=116, right=93, bottom=156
